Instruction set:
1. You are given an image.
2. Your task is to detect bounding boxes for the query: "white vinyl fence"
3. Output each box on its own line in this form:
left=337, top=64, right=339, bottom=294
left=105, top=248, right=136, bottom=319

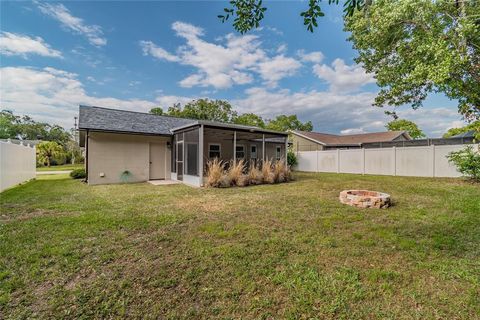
left=297, top=144, right=476, bottom=178
left=0, top=141, right=36, bottom=192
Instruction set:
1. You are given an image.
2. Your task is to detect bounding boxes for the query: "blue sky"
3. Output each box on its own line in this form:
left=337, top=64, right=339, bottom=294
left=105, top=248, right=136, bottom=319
left=0, top=1, right=464, bottom=136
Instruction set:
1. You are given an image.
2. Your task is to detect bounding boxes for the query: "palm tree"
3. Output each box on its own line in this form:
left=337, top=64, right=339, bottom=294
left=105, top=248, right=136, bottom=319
left=36, top=141, right=64, bottom=167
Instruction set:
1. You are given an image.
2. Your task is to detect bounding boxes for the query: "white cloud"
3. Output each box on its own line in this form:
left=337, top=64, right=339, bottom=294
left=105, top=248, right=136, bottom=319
left=232, top=87, right=463, bottom=137
left=140, top=21, right=302, bottom=89
left=313, top=58, right=375, bottom=92
left=139, top=41, right=180, bottom=62
left=257, top=55, right=301, bottom=87
left=340, top=128, right=366, bottom=135
left=0, top=67, right=463, bottom=137
left=0, top=32, right=62, bottom=58
left=297, top=50, right=324, bottom=63
left=0, top=66, right=155, bottom=128
left=36, top=2, right=106, bottom=46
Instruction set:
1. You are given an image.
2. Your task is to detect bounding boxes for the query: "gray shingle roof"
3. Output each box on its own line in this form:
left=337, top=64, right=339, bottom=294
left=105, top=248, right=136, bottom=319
left=78, top=105, right=195, bottom=135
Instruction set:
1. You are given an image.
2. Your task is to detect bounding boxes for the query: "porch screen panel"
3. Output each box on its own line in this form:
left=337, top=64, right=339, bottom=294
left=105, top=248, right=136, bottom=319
left=184, top=128, right=199, bottom=176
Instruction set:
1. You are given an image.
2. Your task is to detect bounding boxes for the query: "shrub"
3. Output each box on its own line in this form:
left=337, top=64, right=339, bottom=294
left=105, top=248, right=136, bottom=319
left=273, top=160, right=289, bottom=183
left=228, top=159, right=248, bottom=187
left=262, top=159, right=275, bottom=184
left=447, top=145, right=480, bottom=181
left=248, top=162, right=263, bottom=185
left=287, top=150, right=298, bottom=167
left=70, top=168, right=86, bottom=179
left=206, top=158, right=226, bottom=187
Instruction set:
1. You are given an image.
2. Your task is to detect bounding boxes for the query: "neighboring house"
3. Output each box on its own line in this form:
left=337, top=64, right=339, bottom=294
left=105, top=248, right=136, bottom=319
left=0, top=139, right=41, bottom=146
left=290, top=130, right=411, bottom=151
left=78, top=105, right=288, bottom=187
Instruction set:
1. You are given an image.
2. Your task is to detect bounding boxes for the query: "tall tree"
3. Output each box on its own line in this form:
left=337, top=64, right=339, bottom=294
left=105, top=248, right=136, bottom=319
left=266, top=115, right=313, bottom=132
left=218, top=0, right=366, bottom=34
left=232, top=113, right=265, bottom=128
left=0, top=110, right=71, bottom=144
left=149, top=107, right=164, bottom=115
left=36, top=141, right=65, bottom=167
left=345, top=0, right=480, bottom=120
left=386, top=119, right=426, bottom=139
left=167, top=99, right=238, bottom=123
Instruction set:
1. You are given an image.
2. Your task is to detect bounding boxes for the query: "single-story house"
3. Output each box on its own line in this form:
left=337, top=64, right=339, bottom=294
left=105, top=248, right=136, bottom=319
left=78, top=105, right=288, bottom=187
left=290, top=130, right=412, bottom=151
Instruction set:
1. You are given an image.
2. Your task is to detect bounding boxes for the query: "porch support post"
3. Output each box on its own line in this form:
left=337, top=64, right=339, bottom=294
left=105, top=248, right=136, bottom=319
left=285, top=136, right=288, bottom=162
left=199, top=124, right=204, bottom=186
left=262, top=134, right=266, bottom=162
left=233, top=130, right=237, bottom=162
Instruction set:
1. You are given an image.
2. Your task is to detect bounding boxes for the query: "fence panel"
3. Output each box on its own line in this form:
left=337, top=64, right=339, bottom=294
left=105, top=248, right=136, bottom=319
left=339, top=149, right=362, bottom=174
left=297, top=151, right=318, bottom=172
left=317, top=150, right=337, bottom=172
left=364, top=148, right=394, bottom=175
left=0, top=141, right=36, bottom=192
left=296, top=144, right=474, bottom=178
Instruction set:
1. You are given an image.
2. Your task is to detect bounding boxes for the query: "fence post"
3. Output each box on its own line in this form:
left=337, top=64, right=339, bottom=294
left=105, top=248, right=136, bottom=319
left=431, top=144, right=436, bottom=177
left=392, top=146, right=396, bottom=176
left=316, top=149, right=319, bottom=172
left=336, top=149, right=340, bottom=173
left=362, top=148, right=365, bottom=175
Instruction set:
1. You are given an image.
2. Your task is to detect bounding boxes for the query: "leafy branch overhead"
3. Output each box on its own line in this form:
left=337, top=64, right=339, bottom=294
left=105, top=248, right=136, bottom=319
left=219, top=0, right=366, bottom=33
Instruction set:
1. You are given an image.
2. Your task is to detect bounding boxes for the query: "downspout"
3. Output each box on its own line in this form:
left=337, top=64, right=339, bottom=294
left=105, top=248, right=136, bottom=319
left=85, top=129, right=89, bottom=183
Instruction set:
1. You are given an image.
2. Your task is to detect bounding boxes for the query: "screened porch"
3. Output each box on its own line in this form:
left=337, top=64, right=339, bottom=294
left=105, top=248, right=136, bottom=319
left=170, top=122, right=289, bottom=187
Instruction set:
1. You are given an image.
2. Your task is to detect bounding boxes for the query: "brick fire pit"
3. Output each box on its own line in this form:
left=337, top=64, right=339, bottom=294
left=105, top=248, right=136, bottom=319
left=339, top=190, right=391, bottom=209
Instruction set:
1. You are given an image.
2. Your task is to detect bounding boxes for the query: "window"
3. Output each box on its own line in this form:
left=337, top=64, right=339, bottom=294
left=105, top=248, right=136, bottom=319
left=276, top=145, right=282, bottom=160
left=209, top=144, right=221, bottom=159
left=250, top=145, right=257, bottom=159
left=236, top=145, right=245, bottom=159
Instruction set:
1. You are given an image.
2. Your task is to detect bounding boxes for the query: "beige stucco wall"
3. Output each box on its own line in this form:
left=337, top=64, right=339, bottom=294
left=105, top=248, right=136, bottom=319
left=87, top=132, right=171, bottom=185
left=290, top=134, right=324, bottom=152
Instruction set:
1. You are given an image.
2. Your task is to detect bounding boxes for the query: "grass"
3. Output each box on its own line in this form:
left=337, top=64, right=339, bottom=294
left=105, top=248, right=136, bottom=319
left=36, top=164, right=84, bottom=171
left=1, top=172, right=479, bottom=319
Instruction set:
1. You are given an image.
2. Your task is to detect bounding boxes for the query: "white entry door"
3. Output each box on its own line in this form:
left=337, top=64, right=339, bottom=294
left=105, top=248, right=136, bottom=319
left=149, top=143, right=166, bottom=180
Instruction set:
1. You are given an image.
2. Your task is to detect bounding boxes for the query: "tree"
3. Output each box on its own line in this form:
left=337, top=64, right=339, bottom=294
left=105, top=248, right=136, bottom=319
left=0, top=110, right=20, bottom=138
left=149, top=107, right=164, bottom=115
left=443, top=121, right=480, bottom=139
left=232, top=113, right=265, bottom=128
left=36, top=141, right=65, bottom=167
left=167, top=99, right=238, bottom=122
left=0, top=110, right=71, bottom=145
left=345, top=0, right=480, bottom=121
left=266, top=115, right=313, bottom=132
left=386, top=119, right=425, bottom=139
left=448, top=146, right=480, bottom=181
left=218, top=0, right=366, bottom=34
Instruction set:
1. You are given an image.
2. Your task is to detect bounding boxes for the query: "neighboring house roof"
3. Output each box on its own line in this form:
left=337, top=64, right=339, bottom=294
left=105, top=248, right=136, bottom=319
left=292, top=130, right=411, bottom=147
left=79, top=105, right=195, bottom=136
left=450, top=130, right=476, bottom=138
left=79, top=105, right=287, bottom=136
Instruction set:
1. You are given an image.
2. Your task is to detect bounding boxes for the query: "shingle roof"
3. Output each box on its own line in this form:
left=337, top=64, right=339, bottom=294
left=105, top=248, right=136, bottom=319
left=450, top=130, right=476, bottom=138
left=293, top=130, right=411, bottom=146
left=78, top=105, right=195, bottom=135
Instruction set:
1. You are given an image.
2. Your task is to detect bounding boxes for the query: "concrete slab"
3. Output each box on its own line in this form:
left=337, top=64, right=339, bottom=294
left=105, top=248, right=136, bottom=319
left=37, top=170, right=72, bottom=175
left=147, top=180, right=180, bottom=186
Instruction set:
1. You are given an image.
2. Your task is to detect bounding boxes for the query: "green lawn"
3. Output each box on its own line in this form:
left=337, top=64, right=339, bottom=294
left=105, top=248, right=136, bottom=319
left=36, top=164, right=84, bottom=171
left=1, top=173, right=479, bottom=319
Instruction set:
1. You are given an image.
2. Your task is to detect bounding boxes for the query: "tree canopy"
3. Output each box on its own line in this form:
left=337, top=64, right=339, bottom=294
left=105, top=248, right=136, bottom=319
left=443, top=120, right=480, bottom=139
left=150, top=99, right=313, bottom=132
left=385, top=119, right=425, bottom=139
left=345, top=0, right=480, bottom=121
left=218, top=0, right=366, bottom=34
left=0, top=110, right=71, bottom=145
